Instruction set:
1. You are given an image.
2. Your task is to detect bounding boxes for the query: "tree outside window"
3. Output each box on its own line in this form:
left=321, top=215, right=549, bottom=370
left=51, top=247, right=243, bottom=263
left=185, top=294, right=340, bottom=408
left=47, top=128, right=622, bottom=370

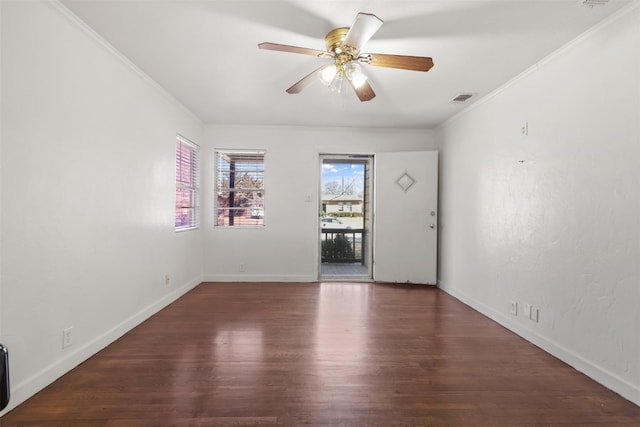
left=215, top=150, right=265, bottom=227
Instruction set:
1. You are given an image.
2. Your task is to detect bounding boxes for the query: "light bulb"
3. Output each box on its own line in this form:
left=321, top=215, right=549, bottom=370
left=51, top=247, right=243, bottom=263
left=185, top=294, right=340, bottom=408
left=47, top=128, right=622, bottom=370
left=345, top=62, right=368, bottom=88
left=318, top=65, right=337, bottom=85
left=349, top=72, right=368, bottom=89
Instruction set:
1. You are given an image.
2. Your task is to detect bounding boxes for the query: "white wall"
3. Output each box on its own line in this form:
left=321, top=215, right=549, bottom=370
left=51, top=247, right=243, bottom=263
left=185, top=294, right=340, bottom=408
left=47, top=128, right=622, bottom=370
left=0, top=1, right=204, bottom=413
left=203, top=125, right=435, bottom=281
left=436, top=4, right=640, bottom=405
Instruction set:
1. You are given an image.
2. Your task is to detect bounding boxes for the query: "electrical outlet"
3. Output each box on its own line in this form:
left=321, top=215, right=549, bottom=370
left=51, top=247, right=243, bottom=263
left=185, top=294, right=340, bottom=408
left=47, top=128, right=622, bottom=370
left=239, top=263, right=245, bottom=272
left=62, top=327, right=73, bottom=349
left=510, top=301, right=518, bottom=316
left=164, top=274, right=171, bottom=285
left=532, top=308, right=539, bottom=323
left=525, top=304, right=532, bottom=320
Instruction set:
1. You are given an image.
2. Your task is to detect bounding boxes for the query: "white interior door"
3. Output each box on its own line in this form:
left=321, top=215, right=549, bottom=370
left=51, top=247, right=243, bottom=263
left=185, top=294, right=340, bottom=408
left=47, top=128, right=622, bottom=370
left=374, top=151, right=438, bottom=284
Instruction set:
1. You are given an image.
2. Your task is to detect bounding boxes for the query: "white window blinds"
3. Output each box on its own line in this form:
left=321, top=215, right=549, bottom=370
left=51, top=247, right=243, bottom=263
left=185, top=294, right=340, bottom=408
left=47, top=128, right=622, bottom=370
left=175, top=135, right=200, bottom=230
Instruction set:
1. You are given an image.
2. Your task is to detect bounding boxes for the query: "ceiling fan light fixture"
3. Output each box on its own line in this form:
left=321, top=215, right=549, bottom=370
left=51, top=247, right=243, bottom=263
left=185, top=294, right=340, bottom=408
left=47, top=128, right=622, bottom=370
left=349, top=72, right=368, bottom=89
left=328, top=74, right=345, bottom=93
left=346, top=62, right=368, bottom=89
left=319, top=65, right=337, bottom=85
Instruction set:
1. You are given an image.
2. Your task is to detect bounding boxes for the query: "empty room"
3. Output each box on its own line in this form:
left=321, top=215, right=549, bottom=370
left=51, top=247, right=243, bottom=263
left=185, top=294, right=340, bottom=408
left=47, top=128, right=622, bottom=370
left=1, top=0, right=639, bottom=425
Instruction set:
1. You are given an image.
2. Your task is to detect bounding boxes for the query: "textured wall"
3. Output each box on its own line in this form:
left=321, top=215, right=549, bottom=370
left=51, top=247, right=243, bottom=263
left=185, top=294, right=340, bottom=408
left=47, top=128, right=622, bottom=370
left=436, top=5, right=639, bottom=405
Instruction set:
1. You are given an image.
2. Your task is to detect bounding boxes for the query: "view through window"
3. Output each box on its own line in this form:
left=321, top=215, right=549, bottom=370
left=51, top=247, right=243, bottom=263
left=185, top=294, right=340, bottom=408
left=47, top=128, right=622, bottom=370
left=215, top=150, right=265, bottom=227
left=320, top=158, right=370, bottom=278
left=321, top=161, right=365, bottom=229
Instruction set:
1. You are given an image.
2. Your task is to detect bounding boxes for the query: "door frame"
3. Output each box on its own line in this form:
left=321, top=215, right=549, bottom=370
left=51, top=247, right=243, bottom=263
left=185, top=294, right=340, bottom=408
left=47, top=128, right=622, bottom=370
left=318, top=154, right=374, bottom=281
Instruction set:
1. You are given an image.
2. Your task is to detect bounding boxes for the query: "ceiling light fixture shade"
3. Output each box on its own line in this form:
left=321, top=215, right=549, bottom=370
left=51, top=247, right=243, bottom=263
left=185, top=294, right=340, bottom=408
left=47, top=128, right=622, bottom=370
left=345, top=62, right=368, bottom=88
left=318, top=65, right=337, bottom=85
left=328, top=73, right=345, bottom=93
left=319, top=61, right=368, bottom=94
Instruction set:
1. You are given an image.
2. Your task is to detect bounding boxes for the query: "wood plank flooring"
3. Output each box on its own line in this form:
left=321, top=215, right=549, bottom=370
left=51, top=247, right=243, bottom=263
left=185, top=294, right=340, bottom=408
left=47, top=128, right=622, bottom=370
left=2, top=282, right=639, bottom=426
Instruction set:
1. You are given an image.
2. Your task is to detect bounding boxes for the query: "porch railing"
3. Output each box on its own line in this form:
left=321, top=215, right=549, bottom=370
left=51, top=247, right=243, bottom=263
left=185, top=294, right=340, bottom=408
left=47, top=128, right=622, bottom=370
left=321, top=228, right=364, bottom=264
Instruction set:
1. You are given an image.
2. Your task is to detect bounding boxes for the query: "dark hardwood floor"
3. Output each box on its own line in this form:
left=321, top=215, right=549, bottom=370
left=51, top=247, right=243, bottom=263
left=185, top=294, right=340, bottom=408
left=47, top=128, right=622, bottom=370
left=2, top=282, right=639, bottom=426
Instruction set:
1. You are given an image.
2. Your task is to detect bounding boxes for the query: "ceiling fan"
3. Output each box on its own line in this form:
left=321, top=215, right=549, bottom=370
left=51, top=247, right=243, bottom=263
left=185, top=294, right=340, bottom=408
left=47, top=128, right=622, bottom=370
left=258, top=12, right=434, bottom=102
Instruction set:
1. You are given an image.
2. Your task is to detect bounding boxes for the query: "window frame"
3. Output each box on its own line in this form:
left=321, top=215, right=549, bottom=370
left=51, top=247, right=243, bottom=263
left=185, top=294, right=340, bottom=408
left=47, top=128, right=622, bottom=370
left=214, top=149, right=266, bottom=228
left=175, top=135, right=200, bottom=231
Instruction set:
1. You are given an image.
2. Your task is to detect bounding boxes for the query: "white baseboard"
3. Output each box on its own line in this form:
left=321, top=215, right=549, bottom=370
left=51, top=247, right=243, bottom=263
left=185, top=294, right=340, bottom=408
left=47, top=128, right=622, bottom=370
left=437, top=280, right=640, bottom=407
left=202, top=274, right=317, bottom=283
left=1, top=275, right=202, bottom=415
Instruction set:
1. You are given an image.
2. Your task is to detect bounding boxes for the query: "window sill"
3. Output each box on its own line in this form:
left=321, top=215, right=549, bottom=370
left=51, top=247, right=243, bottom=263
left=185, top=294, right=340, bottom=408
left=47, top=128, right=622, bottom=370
left=175, top=226, right=200, bottom=233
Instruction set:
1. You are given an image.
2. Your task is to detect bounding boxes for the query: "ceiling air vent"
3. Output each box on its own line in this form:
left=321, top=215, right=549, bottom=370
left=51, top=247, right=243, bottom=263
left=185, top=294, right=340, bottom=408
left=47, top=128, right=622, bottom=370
left=451, top=93, right=474, bottom=103
left=579, top=0, right=609, bottom=7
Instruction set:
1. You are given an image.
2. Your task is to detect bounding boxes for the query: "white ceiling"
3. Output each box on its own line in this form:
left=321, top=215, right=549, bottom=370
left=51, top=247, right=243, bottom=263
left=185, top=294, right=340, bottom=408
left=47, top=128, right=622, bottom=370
left=61, top=0, right=632, bottom=129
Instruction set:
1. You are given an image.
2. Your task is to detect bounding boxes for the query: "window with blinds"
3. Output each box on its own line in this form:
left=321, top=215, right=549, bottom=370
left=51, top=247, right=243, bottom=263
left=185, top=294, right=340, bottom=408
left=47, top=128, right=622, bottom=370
left=175, top=135, right=200, bottom=230
left=215, top=150, right=265, bottom=227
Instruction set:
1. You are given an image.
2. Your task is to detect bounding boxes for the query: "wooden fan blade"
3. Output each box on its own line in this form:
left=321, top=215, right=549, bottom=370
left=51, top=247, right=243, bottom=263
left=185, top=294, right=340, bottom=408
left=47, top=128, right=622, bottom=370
left=286, top=64, right=332, bottom=94
left=343, top=13, right=383, bottom=52
left=347, top=78, right=376, bottom=102
left=258, top=42, right=332, bottom=58
left=361, top=53, right=434, bottom=72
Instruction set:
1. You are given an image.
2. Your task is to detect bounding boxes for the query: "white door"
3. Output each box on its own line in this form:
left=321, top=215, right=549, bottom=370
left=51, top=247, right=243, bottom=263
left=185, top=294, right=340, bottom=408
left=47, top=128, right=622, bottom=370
left=373, top=151, right=438, bottom=284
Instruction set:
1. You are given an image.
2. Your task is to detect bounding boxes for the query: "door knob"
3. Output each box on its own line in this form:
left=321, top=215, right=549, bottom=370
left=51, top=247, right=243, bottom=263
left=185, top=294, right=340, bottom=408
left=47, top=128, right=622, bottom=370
left=429, top=224, right=435, bottom=229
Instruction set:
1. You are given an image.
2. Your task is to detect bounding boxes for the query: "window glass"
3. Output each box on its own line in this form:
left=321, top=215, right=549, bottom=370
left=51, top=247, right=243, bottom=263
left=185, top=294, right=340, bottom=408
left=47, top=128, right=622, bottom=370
left=215, top=150, right=265, bottom=227
left=175, top=135, right=200, bottom=230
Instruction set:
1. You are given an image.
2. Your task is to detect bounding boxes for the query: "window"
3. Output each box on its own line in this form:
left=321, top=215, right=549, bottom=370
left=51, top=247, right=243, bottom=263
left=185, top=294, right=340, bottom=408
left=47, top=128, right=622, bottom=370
left=175, top=135, right=200, bottom=230
left=215, top=150, right=265, bottom=227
